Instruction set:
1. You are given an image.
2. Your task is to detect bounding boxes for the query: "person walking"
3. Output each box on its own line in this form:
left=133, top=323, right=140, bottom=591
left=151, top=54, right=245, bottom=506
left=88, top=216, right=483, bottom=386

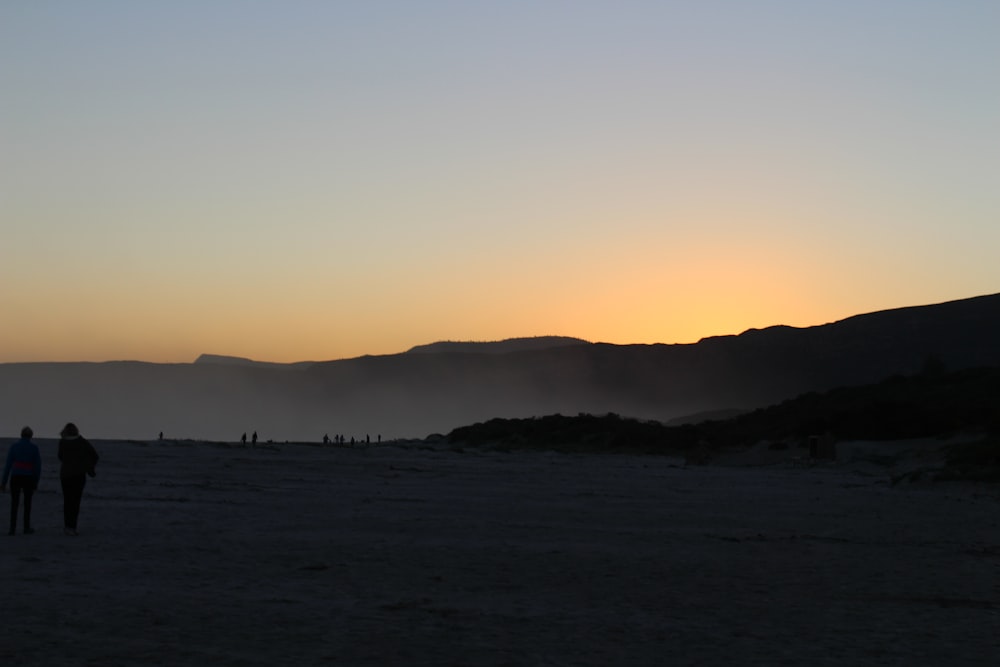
left=58, top=422, right=99, bottom=536
left=1, top=426, right=42, bottom=535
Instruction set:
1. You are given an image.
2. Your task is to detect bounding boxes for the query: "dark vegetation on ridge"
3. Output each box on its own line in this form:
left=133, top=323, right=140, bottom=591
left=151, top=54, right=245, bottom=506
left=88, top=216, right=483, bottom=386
left=446, top=365, right=1000, bottom=477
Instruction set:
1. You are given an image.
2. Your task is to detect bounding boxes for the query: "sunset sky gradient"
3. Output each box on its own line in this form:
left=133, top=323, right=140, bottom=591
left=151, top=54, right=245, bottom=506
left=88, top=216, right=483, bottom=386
left=3, top=1, right=998, bottom=363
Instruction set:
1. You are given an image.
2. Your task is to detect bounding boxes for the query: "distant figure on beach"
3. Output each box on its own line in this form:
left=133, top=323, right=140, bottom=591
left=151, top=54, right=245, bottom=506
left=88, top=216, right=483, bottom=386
left=241, top=432, right=247, bottom=446
left=252, top=431, right=258, bottom=447
left=323, top=434, right=330, bottom=445
left=159, top=431, right=163, bottom=441
left=58, top=422, right=99, bottom=536
left=1, top=426, right=41, bottom=536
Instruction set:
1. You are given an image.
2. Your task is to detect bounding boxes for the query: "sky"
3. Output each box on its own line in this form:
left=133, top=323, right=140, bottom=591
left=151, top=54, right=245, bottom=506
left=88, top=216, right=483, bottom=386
left=2, top=1, right=998, bottom=364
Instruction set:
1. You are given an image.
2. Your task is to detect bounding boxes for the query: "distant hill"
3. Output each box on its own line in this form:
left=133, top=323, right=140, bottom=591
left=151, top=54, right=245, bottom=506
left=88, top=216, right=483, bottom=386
left=406, top=337, right=590, bottom=355
left=195, top=354, right=262, bottom=366
left=194, top=354, right=313, bottom=370
left=2, top=292, right=999, bottom=441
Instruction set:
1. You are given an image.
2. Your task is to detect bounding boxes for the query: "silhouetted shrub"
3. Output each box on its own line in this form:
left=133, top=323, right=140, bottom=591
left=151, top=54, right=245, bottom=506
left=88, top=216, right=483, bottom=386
left=445, top=366, right=1000, bottom=458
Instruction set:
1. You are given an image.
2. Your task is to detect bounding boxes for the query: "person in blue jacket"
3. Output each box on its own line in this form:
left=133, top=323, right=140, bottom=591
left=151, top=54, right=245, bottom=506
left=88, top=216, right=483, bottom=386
left=1, top=426, right=42, bottom=535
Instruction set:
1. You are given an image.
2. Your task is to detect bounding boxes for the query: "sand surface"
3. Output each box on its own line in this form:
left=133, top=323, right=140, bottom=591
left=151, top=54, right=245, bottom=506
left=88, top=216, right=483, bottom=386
left=1, top=439, right=998, bottom=666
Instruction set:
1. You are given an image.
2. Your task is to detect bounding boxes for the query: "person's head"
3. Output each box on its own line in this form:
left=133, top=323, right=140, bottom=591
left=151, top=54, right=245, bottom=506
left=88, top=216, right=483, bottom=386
left=20, top=426, right=33, bottom=439
left=61, top=422, right=79, bottom=438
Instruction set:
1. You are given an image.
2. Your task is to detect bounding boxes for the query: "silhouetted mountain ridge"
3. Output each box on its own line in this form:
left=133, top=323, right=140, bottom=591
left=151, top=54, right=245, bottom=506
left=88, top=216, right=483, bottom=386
left=406, top=336, right=591, bottom=355
left=2, top=292, right=998, bottom=440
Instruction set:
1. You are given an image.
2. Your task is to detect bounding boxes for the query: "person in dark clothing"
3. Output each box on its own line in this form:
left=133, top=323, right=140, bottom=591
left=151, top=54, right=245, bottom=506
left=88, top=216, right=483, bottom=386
left=2, top=426, right=42, bottom=536
left=58, top=422, right=99, bottom=536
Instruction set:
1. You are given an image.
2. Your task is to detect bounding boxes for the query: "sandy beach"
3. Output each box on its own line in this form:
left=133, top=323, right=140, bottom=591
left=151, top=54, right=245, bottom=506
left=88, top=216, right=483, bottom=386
left=1, top=438, right=998, bottom=666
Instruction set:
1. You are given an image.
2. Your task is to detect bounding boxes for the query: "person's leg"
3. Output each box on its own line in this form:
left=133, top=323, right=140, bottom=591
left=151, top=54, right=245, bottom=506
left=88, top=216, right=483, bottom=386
left=22, top=481, right=35, bottom=534
left=74, top=475, right=85, bottom=529
left=9, top=481, right=21, bottom=535
left=61, top=476, right=73, bottom=529
left=64, top=475, right=86, bottom=531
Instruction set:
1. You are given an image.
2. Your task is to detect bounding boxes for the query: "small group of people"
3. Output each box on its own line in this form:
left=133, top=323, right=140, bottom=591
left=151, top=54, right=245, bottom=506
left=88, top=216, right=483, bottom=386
left=1, top=422, right=99, bottom=536
left=323, top=434, right=381, bottom=446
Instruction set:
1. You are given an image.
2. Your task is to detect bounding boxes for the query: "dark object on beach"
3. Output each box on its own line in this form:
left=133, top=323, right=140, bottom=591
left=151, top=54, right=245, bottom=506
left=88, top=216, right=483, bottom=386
left=808, top=433, right=837, bottom=460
